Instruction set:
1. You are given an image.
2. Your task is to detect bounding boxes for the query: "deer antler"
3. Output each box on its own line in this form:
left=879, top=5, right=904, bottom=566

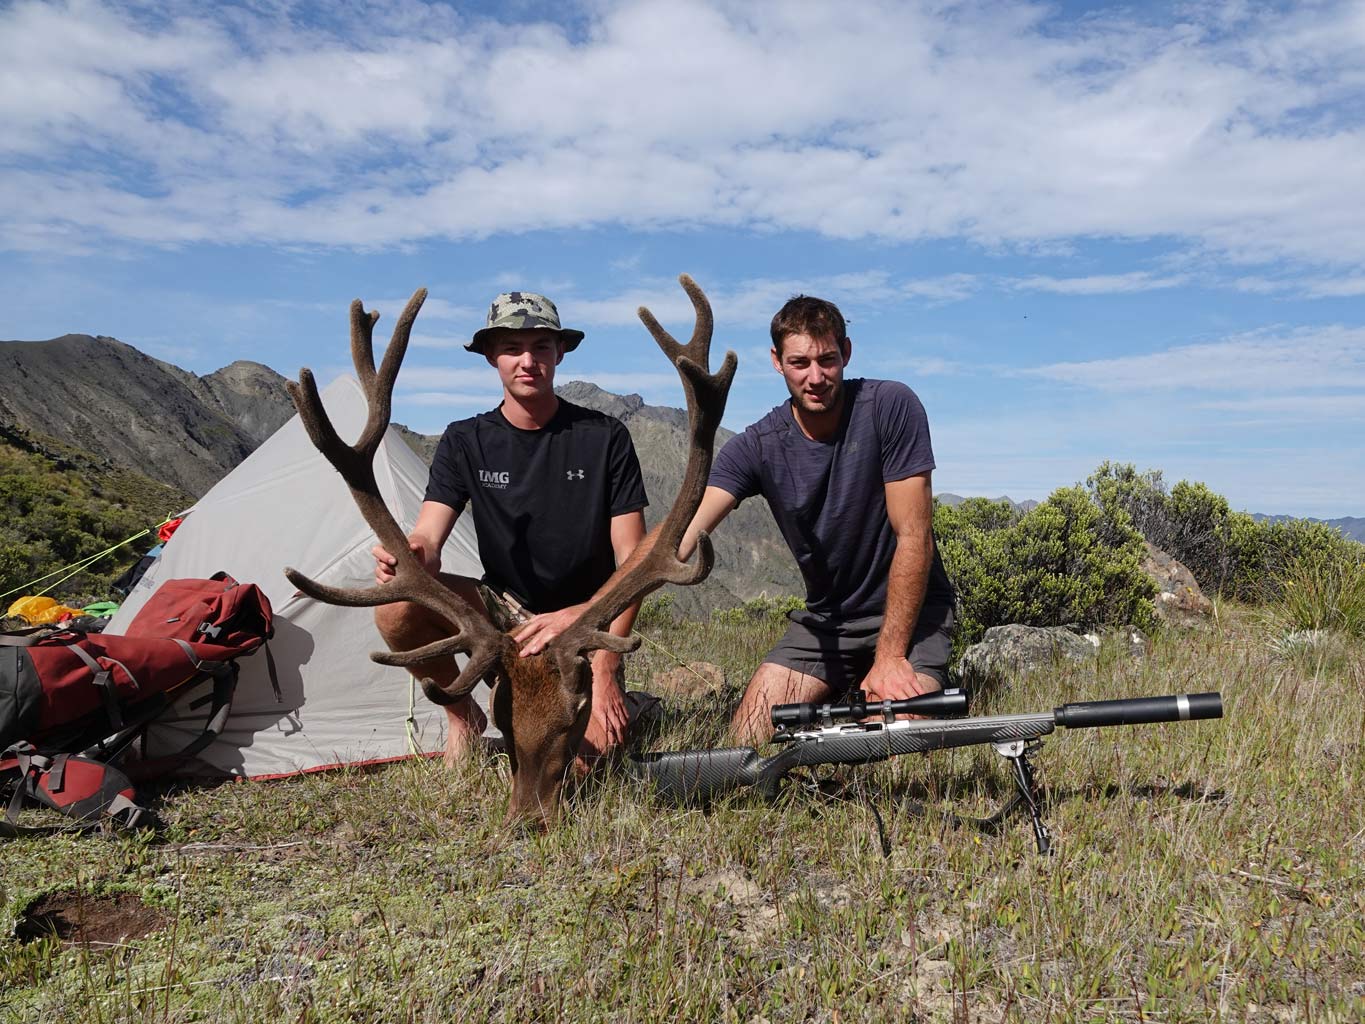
left=283, top=288, right=509, bottom=699
left=543, top=274, right=737, bottom=683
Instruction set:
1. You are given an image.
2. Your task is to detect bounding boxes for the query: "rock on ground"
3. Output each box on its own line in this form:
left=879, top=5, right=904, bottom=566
left=1142, top=541, right=1214, bottom=628
left=650, top=661, right=725, bottom=699
left=957, top=624, right=1101, bottom=688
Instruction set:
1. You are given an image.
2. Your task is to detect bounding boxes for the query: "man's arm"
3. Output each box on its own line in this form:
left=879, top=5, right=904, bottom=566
left=859, top=472, right=938, bottom=701
left=585, top=510, right=648, bottom=749
left=679, top=486, right=738, bottom=561
left=515, top=487, right=735, bottom=654
left=373, top=500, right=459, bottom=582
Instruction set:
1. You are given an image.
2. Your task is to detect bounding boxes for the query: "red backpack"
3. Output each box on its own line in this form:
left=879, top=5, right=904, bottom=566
left=1, top=573, right=274, bottom=835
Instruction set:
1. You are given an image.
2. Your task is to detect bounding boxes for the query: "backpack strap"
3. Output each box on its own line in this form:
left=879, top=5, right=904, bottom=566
left=63, top=643, right=129, bottom=732
left=1, top=743, right=155, bottom=838
left=0, top=626, right=67, bottom=647
left=263, top=641, right=281, bottom=702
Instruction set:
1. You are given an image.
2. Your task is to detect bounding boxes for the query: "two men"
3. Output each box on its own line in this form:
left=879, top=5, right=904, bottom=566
left=683, top=295, right=955, bottom=743
left=373, top=293, right=647, bottom=763
left=381, top=289, right=953, bottom=758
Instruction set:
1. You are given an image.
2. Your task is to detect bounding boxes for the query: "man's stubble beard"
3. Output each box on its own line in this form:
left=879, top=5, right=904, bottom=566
left=786, top=374, right=844, bottom=417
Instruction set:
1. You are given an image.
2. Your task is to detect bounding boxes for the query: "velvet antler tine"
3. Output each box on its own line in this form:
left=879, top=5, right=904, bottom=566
left=678, top=273, right=714, bottom=352
left=376, top=288, right=426, bottom=394
left=546, top=275, right=736, bottom=661
left=359, top=288, right=426, bottom=454
left=350, top=300, right=380, bottom=393
left=284, top=568, right=408, bottom=609
left=636, top=273, right=714, bottom=363
left=287, top=371, right=354, bottom=478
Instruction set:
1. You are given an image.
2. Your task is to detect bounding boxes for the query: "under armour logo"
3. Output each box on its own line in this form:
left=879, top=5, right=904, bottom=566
left=567, top=469, right=585, bottom=481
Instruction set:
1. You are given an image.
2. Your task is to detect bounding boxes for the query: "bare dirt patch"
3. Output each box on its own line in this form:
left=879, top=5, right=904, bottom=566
left=15, top=891, right=172, bottom=947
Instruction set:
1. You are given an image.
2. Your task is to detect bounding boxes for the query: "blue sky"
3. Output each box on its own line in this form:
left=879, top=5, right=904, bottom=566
left=2, top=0, right=1363, bottom=517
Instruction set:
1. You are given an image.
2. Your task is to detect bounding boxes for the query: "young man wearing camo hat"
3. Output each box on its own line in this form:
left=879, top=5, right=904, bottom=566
left=372, top=292, right=648, bottom=764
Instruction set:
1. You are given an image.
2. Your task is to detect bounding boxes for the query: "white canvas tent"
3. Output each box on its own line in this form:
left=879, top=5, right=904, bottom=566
left=106, top=376, right=491, bottom=778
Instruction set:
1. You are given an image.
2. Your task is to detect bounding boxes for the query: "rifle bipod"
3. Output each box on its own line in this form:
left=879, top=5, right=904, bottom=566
left=900, top=739, right=1053, bottom=855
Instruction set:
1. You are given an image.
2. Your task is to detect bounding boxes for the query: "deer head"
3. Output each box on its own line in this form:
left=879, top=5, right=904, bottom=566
left=284, top=275, right=736, bottom=827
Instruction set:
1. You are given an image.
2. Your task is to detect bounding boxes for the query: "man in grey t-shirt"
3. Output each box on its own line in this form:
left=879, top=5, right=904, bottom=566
left=682, top=295, right=956, bottom=744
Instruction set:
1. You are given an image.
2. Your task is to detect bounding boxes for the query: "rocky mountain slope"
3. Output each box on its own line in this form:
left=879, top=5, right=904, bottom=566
left=0, top=335, right=294, bottom=497
left=1252, top=512, right=1365, bottom=543
left=0, top=335, right=806, bottom=615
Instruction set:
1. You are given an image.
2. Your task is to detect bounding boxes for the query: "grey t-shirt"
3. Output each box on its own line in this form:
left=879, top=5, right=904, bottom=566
left=708, top=378, right=955, bottom=620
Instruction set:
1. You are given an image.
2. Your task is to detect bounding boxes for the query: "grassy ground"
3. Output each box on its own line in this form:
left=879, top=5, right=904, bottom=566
left=2, top=605, right=1362, bottom=1023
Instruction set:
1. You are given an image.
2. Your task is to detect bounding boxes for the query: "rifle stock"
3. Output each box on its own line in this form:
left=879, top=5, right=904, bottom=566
left=634, top=746, right=801, bottom=803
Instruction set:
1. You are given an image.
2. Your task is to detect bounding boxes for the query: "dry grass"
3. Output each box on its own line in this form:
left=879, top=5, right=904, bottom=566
left=2, top=605, right=1362, bottom=1022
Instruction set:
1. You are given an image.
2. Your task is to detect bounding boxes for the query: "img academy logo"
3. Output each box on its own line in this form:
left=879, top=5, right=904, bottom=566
left=478, top=469, right=510, bottom=490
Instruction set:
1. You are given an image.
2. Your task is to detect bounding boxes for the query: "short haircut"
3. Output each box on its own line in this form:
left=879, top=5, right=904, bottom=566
left=770, top=295, right=848, bottom=354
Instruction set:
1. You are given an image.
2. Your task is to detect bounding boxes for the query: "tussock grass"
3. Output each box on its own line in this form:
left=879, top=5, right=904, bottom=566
left=3, top=607, right=1363, bottom=1022
left=1271, top=555, right=1365, bottom=640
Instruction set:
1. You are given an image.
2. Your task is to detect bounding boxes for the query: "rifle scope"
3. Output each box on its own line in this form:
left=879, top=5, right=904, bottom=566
left=771, top=687, right=968, bottom=729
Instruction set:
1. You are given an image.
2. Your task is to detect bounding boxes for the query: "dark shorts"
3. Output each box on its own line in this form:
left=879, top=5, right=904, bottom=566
left=763, top=601, right=955, bottom=695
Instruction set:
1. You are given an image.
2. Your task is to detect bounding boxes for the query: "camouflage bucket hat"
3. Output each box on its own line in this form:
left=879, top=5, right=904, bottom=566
left=466, top=292, right=585, bottom=354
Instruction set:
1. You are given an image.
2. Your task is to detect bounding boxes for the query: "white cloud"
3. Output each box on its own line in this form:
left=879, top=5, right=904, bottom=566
left=568, top=270, right=912, bottom=331
left=1233, top=275, right=1365, bottom=298
left=1022, top=325, right=1365, bottom=392
left=401, top=391, right=501, bottom=407
left=370, top=297, right=479, bottom=323
left=1195, top=394, right=1365, bottom=420
left=900, top=275, right=980, bottom=303
left=4, top=0, right=1365, bottom=264
left=879, top=355, right=966, bottom=377
left=1010, top=272, right=1189, bottom=295
left=1303, top=278, right=1365, bottom=298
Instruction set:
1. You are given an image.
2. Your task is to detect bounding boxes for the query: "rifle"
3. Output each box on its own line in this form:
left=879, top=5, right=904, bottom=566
left=627, top=689, right=1223, bottom=854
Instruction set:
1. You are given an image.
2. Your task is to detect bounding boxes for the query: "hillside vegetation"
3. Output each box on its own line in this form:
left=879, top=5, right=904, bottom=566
left=0, top=428, right=191, bottom=608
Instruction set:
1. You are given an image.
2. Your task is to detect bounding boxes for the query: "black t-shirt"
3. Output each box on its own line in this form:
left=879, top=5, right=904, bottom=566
left=424, top=400, right=648, bottom=612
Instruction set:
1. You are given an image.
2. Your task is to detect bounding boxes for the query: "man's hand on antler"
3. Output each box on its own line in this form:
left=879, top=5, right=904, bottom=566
left=372, top=538, right=440, bottom=584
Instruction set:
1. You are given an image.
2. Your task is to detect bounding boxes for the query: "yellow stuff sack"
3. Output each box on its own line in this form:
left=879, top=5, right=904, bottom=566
left=6, top=596, right=84, bottom=625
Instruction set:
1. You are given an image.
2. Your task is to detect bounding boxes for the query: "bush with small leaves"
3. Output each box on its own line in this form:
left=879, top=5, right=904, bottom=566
left=936, top=486, right=1156, bottom=654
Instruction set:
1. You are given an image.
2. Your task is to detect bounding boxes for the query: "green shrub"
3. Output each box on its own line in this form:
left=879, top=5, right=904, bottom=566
left=937, top=485, right=1156, bottom=653
left=1083, top=461, right=1364, bottom=603
left=710, top=594, right=804, bottom=627
left=636, top=593, right=677, bottom=630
